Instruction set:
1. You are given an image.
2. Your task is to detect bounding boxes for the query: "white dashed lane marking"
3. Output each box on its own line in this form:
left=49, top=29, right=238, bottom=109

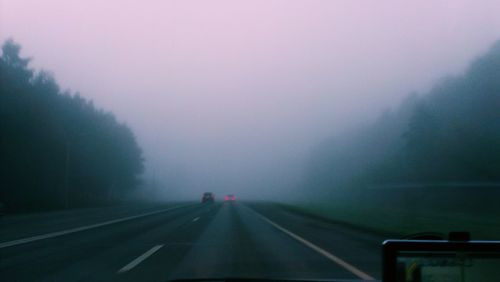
left=117, top=245, right=164, bottom=273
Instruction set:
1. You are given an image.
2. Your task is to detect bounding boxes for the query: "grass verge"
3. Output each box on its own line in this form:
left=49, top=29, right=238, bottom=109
left=277, top=200, right=500, bottom=240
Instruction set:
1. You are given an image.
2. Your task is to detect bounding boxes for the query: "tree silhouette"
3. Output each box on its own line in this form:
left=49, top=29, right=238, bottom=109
left=0, top=39, right=144, bottom=212
left=304, top=40, right=500, bottom=196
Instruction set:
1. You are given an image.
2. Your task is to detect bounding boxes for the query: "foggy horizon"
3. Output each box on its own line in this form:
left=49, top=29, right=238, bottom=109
left=2, top=0, right=500, bottom=199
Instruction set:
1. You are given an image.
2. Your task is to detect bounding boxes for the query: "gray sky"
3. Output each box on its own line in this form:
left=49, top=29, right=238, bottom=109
left=2, top=0, right=500, bottom=198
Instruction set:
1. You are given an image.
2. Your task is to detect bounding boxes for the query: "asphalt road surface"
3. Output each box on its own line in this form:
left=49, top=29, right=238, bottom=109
left=0, top=202, right=386, bottom=281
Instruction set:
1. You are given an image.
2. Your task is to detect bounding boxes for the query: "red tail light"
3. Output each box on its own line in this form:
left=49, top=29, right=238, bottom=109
left=225, top=196, right=229, bottom=201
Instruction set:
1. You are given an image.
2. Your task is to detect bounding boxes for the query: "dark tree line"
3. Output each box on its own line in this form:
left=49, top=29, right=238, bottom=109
left=305, top=40, right=500, bottom=197
left=0, top=39, right=144, bottom=212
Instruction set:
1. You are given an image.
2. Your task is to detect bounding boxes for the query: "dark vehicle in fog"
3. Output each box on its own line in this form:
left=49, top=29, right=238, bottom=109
left=224, top=194, right=236, bottom=202
left=201, top=192, right=215, bottom=203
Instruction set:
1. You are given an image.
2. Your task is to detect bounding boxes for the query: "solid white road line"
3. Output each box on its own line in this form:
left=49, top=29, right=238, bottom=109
left=0, top=204, right=194, bottom=249
left=117, top=244, right=164, bottom=274
left=250, top=208, right=375, bottom=280
left=192, top=217, right=200, bottom=222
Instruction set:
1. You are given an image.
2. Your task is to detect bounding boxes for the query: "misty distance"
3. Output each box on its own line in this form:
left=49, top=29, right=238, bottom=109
left=1, top=37, right=499, bottom=213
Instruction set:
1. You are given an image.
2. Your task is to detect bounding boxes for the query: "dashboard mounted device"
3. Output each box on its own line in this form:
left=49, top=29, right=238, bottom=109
left=383, top=239, right=500, bottom=282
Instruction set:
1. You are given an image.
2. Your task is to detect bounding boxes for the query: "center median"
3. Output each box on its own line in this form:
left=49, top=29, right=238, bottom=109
left=0, top=203, right=198, bottom=249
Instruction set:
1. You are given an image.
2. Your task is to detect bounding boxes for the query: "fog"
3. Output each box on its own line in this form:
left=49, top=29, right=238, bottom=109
left=2, top=0, right=500, bottom=200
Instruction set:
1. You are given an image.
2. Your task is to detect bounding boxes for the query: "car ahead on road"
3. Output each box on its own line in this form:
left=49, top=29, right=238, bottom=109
left=224, top=194, right=235, bottom=202
left=201, top=192, right=215, bottom=203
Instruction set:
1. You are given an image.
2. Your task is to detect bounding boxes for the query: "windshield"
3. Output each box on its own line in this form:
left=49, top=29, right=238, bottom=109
left=1, top=1, right=500, bottom=281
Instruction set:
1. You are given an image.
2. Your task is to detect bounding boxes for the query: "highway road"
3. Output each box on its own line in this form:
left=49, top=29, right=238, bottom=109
left=0, top=202, right=385, bottom=281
